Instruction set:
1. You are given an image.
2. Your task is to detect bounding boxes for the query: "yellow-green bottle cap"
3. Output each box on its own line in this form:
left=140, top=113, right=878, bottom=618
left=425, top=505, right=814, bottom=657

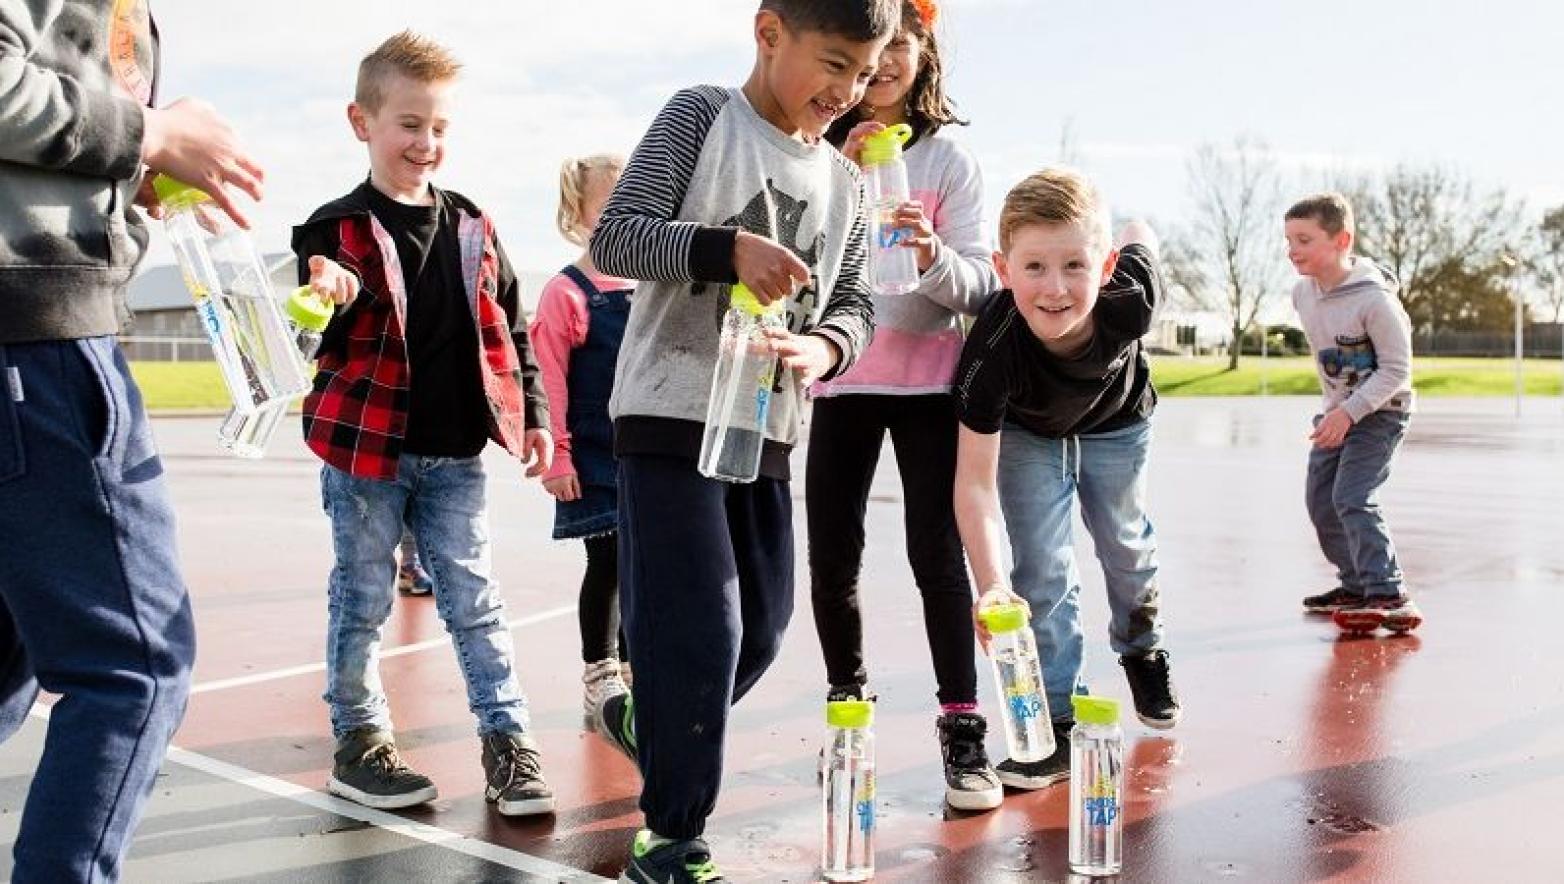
left=826, top=699, right=874, bottom=729
left=1071, top=695, right=1120, bottom=726
left=860, top=123, right=913, bottom=166
left=977, top=602, right=1028, bottom=635
left=286, top=286, right=335, bottom=332
left=729, top=283, right=783, bottom=317
left=151, top=174, right=212, bottom=208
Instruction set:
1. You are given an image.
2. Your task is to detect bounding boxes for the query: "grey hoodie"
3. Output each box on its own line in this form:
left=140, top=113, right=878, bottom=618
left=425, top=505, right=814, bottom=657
left=1291, top=257, right=1415, bottom=421
left=0, top=0, right=157, bottom=343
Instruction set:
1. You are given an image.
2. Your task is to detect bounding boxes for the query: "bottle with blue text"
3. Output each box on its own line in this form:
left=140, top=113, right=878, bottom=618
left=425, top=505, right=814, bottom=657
left=217, top=286, right=334, bottom=458
left=820, top=699, right=875, bottom=883
left=698, top=284, right=785, bottom=483
left=860, top=123, right=918, bottom=296
left=155, top=174, right=311, bottom=416
left=1069, top=695, right=1124, bottom=876
left=979, top=601, right=1054, bottom=762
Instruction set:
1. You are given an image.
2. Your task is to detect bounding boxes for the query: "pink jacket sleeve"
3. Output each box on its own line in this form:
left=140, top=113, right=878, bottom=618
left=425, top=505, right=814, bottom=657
left=527, top=275, right=590, bottom=480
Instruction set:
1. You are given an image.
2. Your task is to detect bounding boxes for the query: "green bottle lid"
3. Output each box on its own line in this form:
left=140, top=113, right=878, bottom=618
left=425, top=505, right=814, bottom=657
left=729, top=283, right=784, bottom=317
left=150, top=174, right=211, bottom=209
left=286, top=286, right=335, bottom=332
left=977, top=602, right=1029, bottom=635
left=826, top=699, right=874, bottom=729
left=860, top=123, right=913, bottom=166
left=1071, top=695, right=1120, bottom=726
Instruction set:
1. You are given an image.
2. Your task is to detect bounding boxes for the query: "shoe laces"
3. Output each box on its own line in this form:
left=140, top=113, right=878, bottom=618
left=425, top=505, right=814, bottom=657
left=361, top=742, right=410, bottom=776
left=491, top=740, right=542, bottom=785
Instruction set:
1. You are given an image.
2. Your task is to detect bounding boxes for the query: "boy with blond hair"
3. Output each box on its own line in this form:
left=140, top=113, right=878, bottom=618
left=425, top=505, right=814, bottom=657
left=953, top=168, right=1180, bottom=792
left=293, top=31, right=555, bottom=815
left=1284, top=193, right=1419, bottom=634
left=588, top=0, right=895, bottom=879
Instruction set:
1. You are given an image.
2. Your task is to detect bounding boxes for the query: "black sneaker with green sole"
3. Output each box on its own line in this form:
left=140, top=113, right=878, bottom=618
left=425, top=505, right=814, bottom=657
left=619, top=829, right=725, bottom=883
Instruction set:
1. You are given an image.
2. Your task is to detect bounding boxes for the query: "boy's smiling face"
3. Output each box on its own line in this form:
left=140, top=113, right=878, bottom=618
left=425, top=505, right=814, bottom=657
left=1284, top=216, right=1352, bottom=281
left=349, top=73, right=453, bottom=204
left=753, top=12, right=887, bottom=140
left=996, top=221, right=1119, bottom=356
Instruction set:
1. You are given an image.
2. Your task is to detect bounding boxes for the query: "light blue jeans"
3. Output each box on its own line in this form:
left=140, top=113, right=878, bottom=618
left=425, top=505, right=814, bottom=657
left=1305, top=410, right=1409, bottom=598
left=996, top=419, right=1163, bottom=723
left=321, top=456, right=528, bottom=739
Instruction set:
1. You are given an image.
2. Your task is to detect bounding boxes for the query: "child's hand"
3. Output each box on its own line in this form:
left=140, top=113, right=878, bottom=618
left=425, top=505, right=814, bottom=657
left=892, top=200, right=938, bottom=273
left=132, top=169, right=165, bottom=220
left=522, top=429, right=553, bottom=478
left=764, top=328, right=839, bottom=387
left=543, top=474, right=580, bottom=502
left=972, top=584, right=1031, bottom=655
left=1310, top=408, right=1352, bottom=450
left=141, top=98, right=265, bottom=229
left=308, top=256, right=360, bottom=305
left=733, top=231, right=811, bottom=306
left=840, top=120, right=886, bottom=167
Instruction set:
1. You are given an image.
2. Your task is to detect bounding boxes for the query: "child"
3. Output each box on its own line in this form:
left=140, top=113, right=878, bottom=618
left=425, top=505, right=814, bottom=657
left=809, top=0, right=1004, bottom=811
left=293, top=31, right=555, bottom=816
left=588, top=1, right=896, bottom=879
left=952, top=168, right=1181, bottom=792
left=529, top=154, right=635, bottom=720
left=1283, top=193, right=1419, bottom=633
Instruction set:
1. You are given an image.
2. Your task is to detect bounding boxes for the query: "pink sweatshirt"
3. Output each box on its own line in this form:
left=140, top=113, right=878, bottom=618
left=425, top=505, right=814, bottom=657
left=528, top=266, right=636, bottom=480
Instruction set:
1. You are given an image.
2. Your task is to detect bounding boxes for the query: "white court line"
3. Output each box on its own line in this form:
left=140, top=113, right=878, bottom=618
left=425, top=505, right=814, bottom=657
left=189, top=603, right=578, bottom=695
left=27, top=704, right=611, bottom=882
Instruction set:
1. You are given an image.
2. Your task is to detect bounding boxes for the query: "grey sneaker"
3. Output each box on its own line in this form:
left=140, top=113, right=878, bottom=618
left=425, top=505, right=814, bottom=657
left=481, top=732, right=555, bottom=816
left=995, top=721, right=1073, bottom=791
left=327, top=729, right=437, bottom=809
left=582, top=659, right=629, bottom=728
left=936, top=712, right=1003, bottom=811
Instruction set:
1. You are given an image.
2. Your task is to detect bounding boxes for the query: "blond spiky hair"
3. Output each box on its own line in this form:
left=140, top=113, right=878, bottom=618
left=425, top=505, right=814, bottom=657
left=354, top=30, right=462, bottom=112
left=999, top=167, right=1112, bottom=255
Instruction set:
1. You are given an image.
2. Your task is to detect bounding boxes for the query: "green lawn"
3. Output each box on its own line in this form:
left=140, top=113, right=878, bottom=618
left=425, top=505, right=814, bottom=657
left=131, top=356, right=1564, bottom=411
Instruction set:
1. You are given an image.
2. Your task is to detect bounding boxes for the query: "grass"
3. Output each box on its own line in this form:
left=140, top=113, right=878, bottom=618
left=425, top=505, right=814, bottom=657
left=130, top=356, right=1564, bottom=412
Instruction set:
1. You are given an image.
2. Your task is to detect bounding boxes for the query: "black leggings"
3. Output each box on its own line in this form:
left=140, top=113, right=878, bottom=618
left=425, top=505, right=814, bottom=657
left=806, top=393, right=976, bottom=706
left=579, top=532, right=625, bottom=663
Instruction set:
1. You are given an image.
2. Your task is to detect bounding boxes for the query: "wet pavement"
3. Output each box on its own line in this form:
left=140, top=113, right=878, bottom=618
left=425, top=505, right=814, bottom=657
left=2, top=396, right=1562, bottom=882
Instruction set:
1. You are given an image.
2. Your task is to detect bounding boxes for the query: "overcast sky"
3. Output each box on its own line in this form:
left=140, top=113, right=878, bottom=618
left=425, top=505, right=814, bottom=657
left=145, top=0, right=1561, bottom=285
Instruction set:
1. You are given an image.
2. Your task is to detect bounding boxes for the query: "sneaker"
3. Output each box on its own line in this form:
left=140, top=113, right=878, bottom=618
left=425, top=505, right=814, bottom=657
left=583, top=659, right=630, bottom=727
left=826, top=683, right=874, bottom=703
left=1120, top=649, right=1182, bottom=729
left=481, top=732, right=555, bottom=816
left=396, top=560, right=433, bottom=596
left=595, top=690, right=639, bottom=768
left=936, top=712, right=1003, bottom=811
left=995, top=721, right=1073, bottom=790
left=327, top=729, right=437, bottom=809
left=619, top=829, right=726, bottom=883
left=1333, top=594, right=1423, bottom=634
left=1303, top=586, right=1363, bottom=613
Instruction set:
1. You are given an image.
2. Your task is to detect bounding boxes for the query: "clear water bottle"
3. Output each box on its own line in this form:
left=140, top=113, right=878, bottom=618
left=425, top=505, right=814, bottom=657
left=218, top=286, right=334, bottom=458
left=979, top=601, right=1054, bottom=763
left=860, top=123, right=918, bottom=296
left=1069, top=695, right=1124, bottom=877
left=154, top=174, right=311, bottom=416
left=820, top=699, right=875, bottom=883
left=698, top=284, right=784, bottom=483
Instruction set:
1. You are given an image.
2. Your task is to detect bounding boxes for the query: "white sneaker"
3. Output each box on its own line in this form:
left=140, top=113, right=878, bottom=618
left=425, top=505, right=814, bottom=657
left=582, top=659, right=629, bottom=728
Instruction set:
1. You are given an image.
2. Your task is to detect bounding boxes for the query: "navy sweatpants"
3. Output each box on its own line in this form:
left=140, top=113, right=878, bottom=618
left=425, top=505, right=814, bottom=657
left=617, top=453, right=794, bottom=840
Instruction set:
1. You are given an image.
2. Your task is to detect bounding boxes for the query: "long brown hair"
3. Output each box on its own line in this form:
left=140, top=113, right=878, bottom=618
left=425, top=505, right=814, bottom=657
left=827, top=1, right=966, bottom=148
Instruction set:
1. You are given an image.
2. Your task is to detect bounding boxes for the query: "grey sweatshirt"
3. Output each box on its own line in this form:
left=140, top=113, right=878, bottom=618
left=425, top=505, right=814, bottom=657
left=591, top=85, right=875, bottom=480
left=0, top=0, right=156, bottom=343
left=1291, top=257, right=1415, bottom=421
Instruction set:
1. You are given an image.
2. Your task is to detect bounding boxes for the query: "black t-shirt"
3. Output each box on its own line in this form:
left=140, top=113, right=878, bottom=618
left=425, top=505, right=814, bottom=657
left=954, top=243, right=1162, bottom=438
left=356, top=184, right=488, bottom=457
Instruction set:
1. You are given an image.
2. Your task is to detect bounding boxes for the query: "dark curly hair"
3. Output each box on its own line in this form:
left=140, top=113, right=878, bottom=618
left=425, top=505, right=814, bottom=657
left=827, top=0, right=966, bottom=148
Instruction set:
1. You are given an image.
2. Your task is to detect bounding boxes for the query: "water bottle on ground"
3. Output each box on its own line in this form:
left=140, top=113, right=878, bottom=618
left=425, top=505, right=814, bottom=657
left=860, top=123, right=918, bottom=296
left=1069, top=695, right=1125, bottom=877
left=698, top=284, right=784, bottom=483
left=154, top=174, right=311, bottom=415
left=979, top=601, right=1054, bottom=762
left=820, top=699, right=875, bottom=882
left=217, top=286, right=333, bottom=458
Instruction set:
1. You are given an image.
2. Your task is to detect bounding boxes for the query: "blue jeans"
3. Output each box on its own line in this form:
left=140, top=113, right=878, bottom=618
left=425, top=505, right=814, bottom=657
left=1305, top=410, right=1409, bottom=598
left=321, top=456, right=529, bottom=739
left=0, top=338, right=196, bottom=882
left=996, top=419, right=1163, bottom=724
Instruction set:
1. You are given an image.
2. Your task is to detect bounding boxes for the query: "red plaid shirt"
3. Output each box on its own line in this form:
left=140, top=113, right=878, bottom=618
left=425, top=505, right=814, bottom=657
left=295, top=188, right=546, bottom=480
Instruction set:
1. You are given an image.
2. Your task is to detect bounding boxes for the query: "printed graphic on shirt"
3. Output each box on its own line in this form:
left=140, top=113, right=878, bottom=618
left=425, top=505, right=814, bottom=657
left=694, top=179, right=824, bottom=335
left=108, top=0, right=154, bottom=104
left=1320, top=335, right=1377, bottom=389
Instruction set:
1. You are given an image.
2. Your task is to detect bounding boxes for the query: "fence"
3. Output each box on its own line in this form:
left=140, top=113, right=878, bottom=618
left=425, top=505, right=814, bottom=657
left=120, top=336, right=209, bottom=362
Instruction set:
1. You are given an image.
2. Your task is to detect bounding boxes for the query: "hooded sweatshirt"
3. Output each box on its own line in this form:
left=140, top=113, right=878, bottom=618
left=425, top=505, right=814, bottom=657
left=1, top=0, right=158, bottom=343
left=1291, top=257, right=1415, bottom=421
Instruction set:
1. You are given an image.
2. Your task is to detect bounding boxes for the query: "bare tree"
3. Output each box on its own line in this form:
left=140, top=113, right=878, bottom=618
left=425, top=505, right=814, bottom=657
left=1185, top=138, right=1289, bottom=369
left=1536, top=205, right=1564, bottom=323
